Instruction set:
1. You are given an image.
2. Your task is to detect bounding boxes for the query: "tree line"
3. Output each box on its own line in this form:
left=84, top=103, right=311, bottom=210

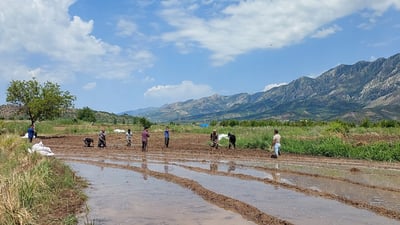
left=215, top=118, right=400, bottom=128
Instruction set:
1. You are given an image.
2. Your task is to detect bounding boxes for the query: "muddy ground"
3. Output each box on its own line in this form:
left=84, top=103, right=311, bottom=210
left=41, top=132, right=400, bottom=225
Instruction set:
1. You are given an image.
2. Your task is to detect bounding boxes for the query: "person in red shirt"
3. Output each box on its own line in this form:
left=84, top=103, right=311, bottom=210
left=141, top=127, right=150, bottom=152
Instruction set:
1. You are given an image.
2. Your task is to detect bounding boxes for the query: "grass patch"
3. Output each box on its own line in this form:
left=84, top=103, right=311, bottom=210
left=0, top=134, right=87, bottom=225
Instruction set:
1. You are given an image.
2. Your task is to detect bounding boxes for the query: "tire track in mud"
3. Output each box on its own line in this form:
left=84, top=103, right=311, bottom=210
left=63, top=158, right=293, bottom=225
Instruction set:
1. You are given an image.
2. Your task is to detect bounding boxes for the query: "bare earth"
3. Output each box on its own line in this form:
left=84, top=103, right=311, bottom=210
left=41, top=132, right=400, bottom=225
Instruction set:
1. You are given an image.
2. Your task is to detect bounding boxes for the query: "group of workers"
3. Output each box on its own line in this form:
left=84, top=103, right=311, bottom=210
left=80, top=126, right=282, bottom=158
left=27, top=121, right=281, bottom=158
left=209, top=129, right=236, bottom=149
left=82, top=126, right=165, bottom=152
left=210, top=128, right=281, bottom=158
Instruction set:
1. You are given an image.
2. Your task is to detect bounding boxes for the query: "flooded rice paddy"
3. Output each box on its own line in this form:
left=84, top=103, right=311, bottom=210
left=45, top=134, right=400, bottom=225
left=62, top=153, right=400, bottom=225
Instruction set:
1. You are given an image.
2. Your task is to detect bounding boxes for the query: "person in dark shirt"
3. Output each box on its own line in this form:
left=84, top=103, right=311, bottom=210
left=164, top=126, right=170, bottom=148
left=83, top=137, right=94, bottom=147
left=228, top=133, right=236, bottom=149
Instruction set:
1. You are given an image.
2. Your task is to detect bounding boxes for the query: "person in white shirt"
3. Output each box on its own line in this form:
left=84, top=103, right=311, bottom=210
left=271, top=129, right=281, bottom=157
left=126, top=129, right=133, bottom=146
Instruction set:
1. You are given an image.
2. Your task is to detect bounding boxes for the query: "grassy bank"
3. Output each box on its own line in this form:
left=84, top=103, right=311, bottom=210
left=0, top=134, right=87, bottom=225
left=150, top=121, right=400, bottom=162
left=216, top=124, right=400, bottom=162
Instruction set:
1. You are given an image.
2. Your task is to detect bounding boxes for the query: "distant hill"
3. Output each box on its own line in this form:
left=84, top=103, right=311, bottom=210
left=124, top=53, right=400, bottom=122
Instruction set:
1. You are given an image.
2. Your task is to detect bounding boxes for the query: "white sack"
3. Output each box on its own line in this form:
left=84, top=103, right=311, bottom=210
left=28, top=141, right=54, bottom=156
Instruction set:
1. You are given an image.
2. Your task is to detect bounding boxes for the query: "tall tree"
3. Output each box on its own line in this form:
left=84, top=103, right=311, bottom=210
left=6, top=79, right=76, bottom=125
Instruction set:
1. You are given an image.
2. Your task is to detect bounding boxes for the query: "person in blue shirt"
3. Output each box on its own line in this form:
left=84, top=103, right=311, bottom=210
left=27, top=124, right=35, bottom=143
left=164, top=126, right=170, bottom=148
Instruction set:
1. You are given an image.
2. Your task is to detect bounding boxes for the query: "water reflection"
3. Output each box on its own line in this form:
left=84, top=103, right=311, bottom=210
left=141, top=153, right=148, bottom=180
left=162, top=152, right=169, bottom=174
left=210, top=161, right=218, bottom=173
left=69, top=162, right=256, bottom=225
left=99, top=159, right=105, bottom=171
left=271, top=163, right=281, bottom=189
left=228, top=161, right=236, bottom=173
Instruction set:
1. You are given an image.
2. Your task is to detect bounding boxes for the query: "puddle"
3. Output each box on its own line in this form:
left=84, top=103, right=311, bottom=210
left=68, top=162, right=256, bottom=225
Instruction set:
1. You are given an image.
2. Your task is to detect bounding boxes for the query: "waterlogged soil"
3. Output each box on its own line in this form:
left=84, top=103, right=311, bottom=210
left=41, top=132, right=400, bottom=225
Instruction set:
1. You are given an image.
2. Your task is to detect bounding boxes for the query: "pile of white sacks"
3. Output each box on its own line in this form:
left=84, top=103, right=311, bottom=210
left=28, top=141, right=55, bottom=156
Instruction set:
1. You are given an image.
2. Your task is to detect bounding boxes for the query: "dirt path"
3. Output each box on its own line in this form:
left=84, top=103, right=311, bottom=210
left=40, top=132, right=400, bottom=225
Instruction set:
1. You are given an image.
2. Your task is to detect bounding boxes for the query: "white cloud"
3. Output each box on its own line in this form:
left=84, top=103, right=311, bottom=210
left=116, top=19, right=138, bottom=37
left=0, top=0, right=154, bottom=83
left=144, top=80, right=214, bottom=102
left=263, top=83, right=287, bottom=92
left=83, top=82, right=97, bottom=90
left=312, top=25, right=342, bottom=38
left=142, top=76, right=155, bottom=83
left=160, top=0, right=400, bottom=65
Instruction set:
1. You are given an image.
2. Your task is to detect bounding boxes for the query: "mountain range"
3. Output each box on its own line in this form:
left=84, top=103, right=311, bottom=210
left=125, top=53, right=400, bottom=122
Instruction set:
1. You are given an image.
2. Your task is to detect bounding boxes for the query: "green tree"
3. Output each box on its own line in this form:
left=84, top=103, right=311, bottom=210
left=360, top=118, right=371, bottom=128
left=6, top=79, right=76, bottom=125
left=139, top=117, right=152, bottom=128
left=77, top=106, right=96, bottom=123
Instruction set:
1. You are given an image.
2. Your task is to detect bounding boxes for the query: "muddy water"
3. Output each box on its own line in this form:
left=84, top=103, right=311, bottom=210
left=175, top=161, right=400, bottom=213
left=67, top=157, right=400, bottom=225
left=69, top=162, right=257, bottom=225
left=145, top=163, right=400, bottom=225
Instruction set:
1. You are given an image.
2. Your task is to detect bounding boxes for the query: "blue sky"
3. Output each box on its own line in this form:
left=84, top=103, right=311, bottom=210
left=1, top=0, right=400, bottom=113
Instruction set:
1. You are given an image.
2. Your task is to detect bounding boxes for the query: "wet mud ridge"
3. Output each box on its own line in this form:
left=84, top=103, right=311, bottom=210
left=43, top=133, right=400, bottom=225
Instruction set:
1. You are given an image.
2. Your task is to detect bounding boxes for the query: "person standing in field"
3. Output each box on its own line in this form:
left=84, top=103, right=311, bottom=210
left=141, top=127, right=150, bottom=152
left=164, top=126, right=170, bottom=148
left=228, top=132, right=236, bottom=149
left=27, top=124, right=35, bottom=143
left=98, top=128, right=106, bottom=148
left=271, top=129, right=281, bottom=158
left=126, top=129, right=133, bottom=147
